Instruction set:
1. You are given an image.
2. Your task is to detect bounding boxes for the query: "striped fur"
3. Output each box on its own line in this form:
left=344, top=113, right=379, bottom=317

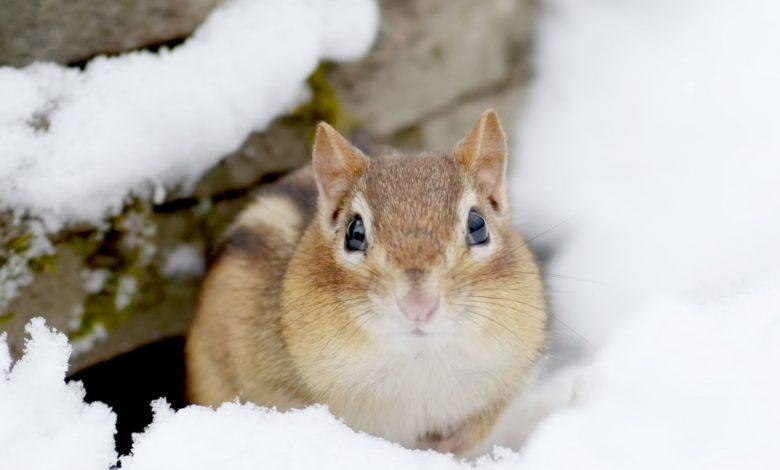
left=186, top=111, right=549, bottom=454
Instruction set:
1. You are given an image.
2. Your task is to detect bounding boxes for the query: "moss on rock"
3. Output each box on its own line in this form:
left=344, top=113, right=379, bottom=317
left=0, top=216, right=57, bottom=314
left=290, top=63, right=347, bottom=139
left=0, top=311, right=14, bottom=327
left=68, top=197, right=159, bottom=341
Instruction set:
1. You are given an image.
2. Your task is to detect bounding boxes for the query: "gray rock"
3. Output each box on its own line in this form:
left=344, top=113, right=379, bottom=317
left=330, top=0, right=534, bottom=141
left=0, top=0, right=222, bottom=66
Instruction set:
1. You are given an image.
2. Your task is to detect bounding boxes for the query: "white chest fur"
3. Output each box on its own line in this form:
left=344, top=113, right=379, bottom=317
left=321, top=337, right=517, bottom=448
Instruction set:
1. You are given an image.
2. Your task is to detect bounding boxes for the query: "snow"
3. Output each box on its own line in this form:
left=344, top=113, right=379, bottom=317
left=161, top=243, right=205, bottom=279
left=0, top=219, right=54, bottom=312
left=0, top=0, right=378, bottom=229
left=114, top=275, right=138, bottom=311
left=511, top=0, right=780, bottom=356
left=81, top=268, right=111, bottom=295
left=122, top=402, right=490, bottom=470
left=516, top=281, right=780, bottom=470
left=5, top=287, right=778, bottom=468
left=2, top=0, right=780, bottom=468
left=0, top=320, right=522, bottom=470
left=0, top=319, right=116, bottom=470
left=502, top=0, right=780, bottom=466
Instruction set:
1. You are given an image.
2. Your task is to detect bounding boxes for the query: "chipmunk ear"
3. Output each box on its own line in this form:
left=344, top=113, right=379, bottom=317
left=312, top=122, right=369, bottom=222
left=454, top=109, right=508, bottom=212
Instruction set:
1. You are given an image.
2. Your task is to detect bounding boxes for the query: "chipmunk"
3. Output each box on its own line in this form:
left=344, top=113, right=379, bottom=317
left=185, top=110, right=548, bottom=454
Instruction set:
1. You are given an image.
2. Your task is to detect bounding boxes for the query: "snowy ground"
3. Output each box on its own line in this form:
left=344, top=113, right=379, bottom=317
left=503, top=0, right=780, bottom=466
left=2, top=0, right=780, bottom=468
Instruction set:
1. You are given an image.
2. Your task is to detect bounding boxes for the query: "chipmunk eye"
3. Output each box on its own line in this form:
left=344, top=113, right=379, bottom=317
left=467, top=209, right=489, bottom=246
left=345, top=215, right=367, bottom=252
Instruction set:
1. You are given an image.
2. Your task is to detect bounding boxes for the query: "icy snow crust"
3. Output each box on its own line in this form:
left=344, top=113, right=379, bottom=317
left=0, top=0, right=378, bottom=228
left=3, top=0, right=780, bottom=468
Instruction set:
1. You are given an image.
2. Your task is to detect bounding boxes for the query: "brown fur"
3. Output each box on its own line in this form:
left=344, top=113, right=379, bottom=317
left=186, top=110, right=549, bottom=454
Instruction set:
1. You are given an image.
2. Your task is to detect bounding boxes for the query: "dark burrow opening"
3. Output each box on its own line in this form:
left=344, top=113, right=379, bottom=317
left=67, top=336, right=188, bottom=456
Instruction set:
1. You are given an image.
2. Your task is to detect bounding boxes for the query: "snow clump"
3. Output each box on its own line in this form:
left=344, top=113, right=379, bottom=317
left=0, top=319, right=117, bottom=470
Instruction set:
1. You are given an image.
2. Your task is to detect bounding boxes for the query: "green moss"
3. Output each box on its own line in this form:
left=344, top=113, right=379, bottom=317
left=74, top=277, right=123, bottom=338
left=0, top=221, right=58, bottom=308
left=8, top=233, right=32, bottom=253
left=431, top=44, right=445, bottom=60
left=68, top=232, right=103, bottom=259
left=28, top=253, right=58, bottom=274
left=0, top=311, right=14, bottom=326
left=290, top=63, right=345, bottom=140
left=68, top=197, right=160, bottom=340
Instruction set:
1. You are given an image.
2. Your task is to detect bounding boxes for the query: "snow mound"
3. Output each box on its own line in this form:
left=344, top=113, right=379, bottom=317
left=4, top=290, right=780, bottom=469
left=0, top=318, right=523, bottom=470
left=0, top=0, right=378, bottom=229
left=518, top=280, right=780, bottom=470
left=511, top=0, right=780, bottom=356
left=497, top=0, right=780, bottom=466
left=0, top=318, right=116, bottom=470
left=121, top=402, right=518, bottom=470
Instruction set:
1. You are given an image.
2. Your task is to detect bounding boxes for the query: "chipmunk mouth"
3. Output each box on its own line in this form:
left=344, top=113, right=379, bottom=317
left=406, top=324, right=452, bottom=339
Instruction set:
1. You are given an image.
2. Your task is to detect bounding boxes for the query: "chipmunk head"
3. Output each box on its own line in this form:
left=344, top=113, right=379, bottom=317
left=304, top=110, right=543, bottom=349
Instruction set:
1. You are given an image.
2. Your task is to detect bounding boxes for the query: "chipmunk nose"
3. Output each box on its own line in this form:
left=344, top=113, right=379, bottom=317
left=396, top=287, right=440, bottom=323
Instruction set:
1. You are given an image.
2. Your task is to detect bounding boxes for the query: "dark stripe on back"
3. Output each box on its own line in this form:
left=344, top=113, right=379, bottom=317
left=208, top=167, right=318, bottom=270
left=263, top=179, right=318, bottom=226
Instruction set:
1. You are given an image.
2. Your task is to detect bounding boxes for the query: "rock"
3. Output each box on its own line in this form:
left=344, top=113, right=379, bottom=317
left=190, top=119, right=313, bottom=200
left=329, top=0, right=533, bottom=144
left=0, top=0, right=222, bottom=66
left=417, top=86, right=526, bottom=152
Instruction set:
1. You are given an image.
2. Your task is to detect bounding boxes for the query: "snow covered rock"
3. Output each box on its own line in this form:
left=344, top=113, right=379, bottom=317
left=0, top=0, right=379, bottom=369
left=0, top=0, right=378, bottom=227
